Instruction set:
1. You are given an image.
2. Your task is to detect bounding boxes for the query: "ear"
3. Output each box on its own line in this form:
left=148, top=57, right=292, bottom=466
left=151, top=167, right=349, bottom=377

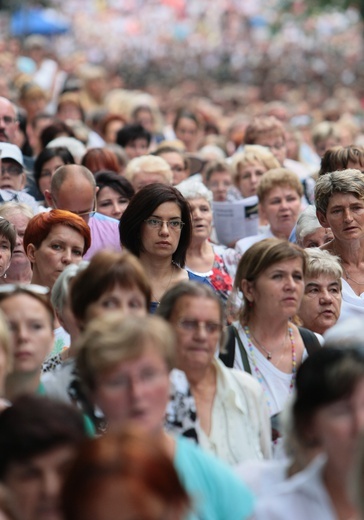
left=44, top=190, right=53, bottom=208
left=19, top=172, right=26, bottom=190
left=240, top=279, right=255, bottom=303
left=316, top=209, right=329, bottom=228
left=26, top=243, right=36, bottom=263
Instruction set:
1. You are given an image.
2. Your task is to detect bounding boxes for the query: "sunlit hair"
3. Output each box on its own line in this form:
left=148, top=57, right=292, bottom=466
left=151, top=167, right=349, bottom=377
left=304, top=248, right=342, bottom=282
left=296, top=206, right=322, bottom=246
left=23, top=209, right=91, bottom=256
left=62, top=427, right=190, bottom=520
left=231, top=145, right=280, bottom=184
left=70, top=251, right=151, bottom=325
left=76, top=314, right=175, bottom=393
left=124, top=155, right=173, bottom=185
left=244, top=116, right=285, bottom=145
left=315, top=169, right=364, bottom=215
left=311, top=121, right=340, bottom=147
left=257, top=168, right=303, bottom=202
left=318, top=145, right=364, bottom=176
left=234, top=238, right=306, bottom=322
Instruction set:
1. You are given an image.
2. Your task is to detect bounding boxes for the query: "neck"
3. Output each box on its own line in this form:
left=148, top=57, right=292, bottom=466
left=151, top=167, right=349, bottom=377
left=247, top=313, right=289, bottom=345
left=0, top=264, right=32, bottom=284
left=139, top=254, right=175, bottom=279
left=188, top=237, right=210, bottom=255
left=331, top=238, right=364, bottom=267
left=323, top=463, right=358, bottom=520
left=184, top=360, right=216, bottom=388
left=5, top=371, right=41, bottom=401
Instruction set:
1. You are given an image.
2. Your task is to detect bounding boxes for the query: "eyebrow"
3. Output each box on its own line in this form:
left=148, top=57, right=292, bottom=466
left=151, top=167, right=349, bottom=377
left=149, top=214, right=181, bottom=220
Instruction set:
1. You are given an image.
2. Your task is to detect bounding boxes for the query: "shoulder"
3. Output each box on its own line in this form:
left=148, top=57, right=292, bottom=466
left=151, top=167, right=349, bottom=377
left=216, top=358, right=262, bottom=396
left=187, top=271, right=211, bottom=286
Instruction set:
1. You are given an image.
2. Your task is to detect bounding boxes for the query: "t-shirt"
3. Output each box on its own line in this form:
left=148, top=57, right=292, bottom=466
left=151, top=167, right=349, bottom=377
left=174, top=436, right=254, bottom=520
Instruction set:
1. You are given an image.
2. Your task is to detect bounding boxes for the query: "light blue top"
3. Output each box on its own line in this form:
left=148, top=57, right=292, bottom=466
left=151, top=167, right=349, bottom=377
left=174, top=436, right=254, bottom=520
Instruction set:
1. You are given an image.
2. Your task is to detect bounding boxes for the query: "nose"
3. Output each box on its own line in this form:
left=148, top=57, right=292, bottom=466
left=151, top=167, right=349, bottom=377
left=113, top=202, right=121, bottom=217
left=42, top=470, right=61, bottom=499
left=128, top=377, right=145, bottom=400
left=16, top=323, right=30, bottom=343
left=62, top=249, right=72, bottom=265
left=319, top=289, right=333, bottom=304
left=343, top=208, right=354, bottom=222
left=158, top=221, right=170, bottom=235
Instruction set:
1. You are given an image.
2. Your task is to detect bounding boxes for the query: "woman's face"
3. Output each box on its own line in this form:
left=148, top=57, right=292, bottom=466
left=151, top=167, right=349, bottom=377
left=260, top=185, right=301, bottom=239
left=237, top=161, right=267, bottom=198
left=27, top=224, right=85, bottom=289
left=169, top=295, right=222, bottom=373
left=317, top=193, right=364, bottom=243
left=188, top=197, right=212, bottom=242
left=206, top=171, right=232, bottom=202
left=0, top=235, right=12, bottom=278
left=84, top=284, right=147, bottom=325
left=93, top=344, right=170, bottom=433
left=0, top=293, right=54, bottom=375
left=97, top=186, right=129, bottom=220
left=242, top=257, right=305, bottom=321
left=38, top=156, right=66, bottom=196
left=104, top=120, right=124, bottom=144
left=140, top=202, right=183, bottom=260
left=159, top=152, right=188, bottom=185
left=309, top=378, right=364, bottom=473
left=174, top=117, right=199, bottom=152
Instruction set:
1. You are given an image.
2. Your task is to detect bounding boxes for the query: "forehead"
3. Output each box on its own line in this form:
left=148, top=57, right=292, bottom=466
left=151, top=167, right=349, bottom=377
left=208, top=170, right=231, bottom=181
left=0, top=292, right=48, bottom=314
left=305, top=274, right=340, bottom=286
left=0, top=99, right=15, bottom=117
left=159, top=152, right=183, bottom=164
left=263, top=257, right=303, bottom=273
left=172, top=295, right=220, bottom=317
left=265, top=185, right=298, bottom=198
left=327, top=192, right=362, bottom=208
left=150, top=201, right=181, bottom=216
left=255, top=131, right=284, bottom=144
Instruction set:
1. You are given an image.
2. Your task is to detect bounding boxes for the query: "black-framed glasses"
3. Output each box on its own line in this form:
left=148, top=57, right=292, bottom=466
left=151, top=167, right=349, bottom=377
left=144, top=218, right=184, bottom=231
left=177, top=319, right=223, bottom=335
left=52, top=196, right=97, bottom=218
left=1, top=165, right=23, bottom=176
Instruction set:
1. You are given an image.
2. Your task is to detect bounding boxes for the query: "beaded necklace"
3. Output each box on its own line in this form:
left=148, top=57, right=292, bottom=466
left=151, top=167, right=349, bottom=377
left=244, top=325, right=296, bottom=415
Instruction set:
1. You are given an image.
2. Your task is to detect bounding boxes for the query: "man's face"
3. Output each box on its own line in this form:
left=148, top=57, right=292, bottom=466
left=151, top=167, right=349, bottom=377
left=124, top=138, right=149, bottom=160
left=0, top=98, right=18, bottom=143
left=4, top=445, right=76, bottom=520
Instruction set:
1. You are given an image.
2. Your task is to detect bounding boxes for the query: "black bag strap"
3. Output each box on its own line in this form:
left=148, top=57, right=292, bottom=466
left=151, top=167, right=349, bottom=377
left=219, top=325, right=252, bottom=374
left=298, top=326, right=321, bottom=356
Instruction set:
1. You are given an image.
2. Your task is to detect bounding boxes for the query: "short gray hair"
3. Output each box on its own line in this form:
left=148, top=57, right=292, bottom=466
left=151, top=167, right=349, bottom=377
left=51, top=261, right=89, bottom=315
left=296, top=206, right=322, bottom=245
left=315, top=169, right=364, bottom=215
left=176, top=180, right=213, bottom=204
left=0, top=202, right=34, bottom=221
left=124, top=155, right=172, bottom=184
left=304, top=248, right=342, bottom=281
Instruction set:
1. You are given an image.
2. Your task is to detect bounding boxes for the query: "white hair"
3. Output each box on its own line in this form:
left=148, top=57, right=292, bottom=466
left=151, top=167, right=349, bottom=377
left=51, top=261, right=89, bottom=315
left=296, top=206, right=322, bottom=245
left=124, top=155, right=172, bottom=184
left=176, top=180, right=213, bottom=204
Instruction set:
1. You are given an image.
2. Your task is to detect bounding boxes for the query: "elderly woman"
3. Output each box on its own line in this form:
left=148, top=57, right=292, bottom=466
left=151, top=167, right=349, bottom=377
left=76, top=313, right=254, bottom=519
left=297, top=248, right=342, bottom=335
left=177, top=180, right=239, bottom=305
left=157, top=282, right=271, bottom=465
left=0, top=202, right=34, bottom=284
left=235, top=168, right=303, bottom=256
left=42, top=251, right=151, bottom=429
left=119, top=183, right=209, bottom=313
left=296, top=206, right=333, bottom=249
left=24, top=209, right=91, bottom=290
left=203, top=161, right=233, bottom=202
left=0, top=218, right=16, bottom=280
left=315, top=169, right=364, bottom=322
left=230, top=145, right=280, bottom=200
left=124, top=155, right=173, bottom=192
left=223, top=239, right=322, bottom=441
left=94, top=170, right=134, bottom=221
left=253, top=347, right=364, bottom=520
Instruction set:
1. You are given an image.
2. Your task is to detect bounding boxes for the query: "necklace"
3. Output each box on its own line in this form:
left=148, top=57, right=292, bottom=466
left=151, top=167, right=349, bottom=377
left=244, top=325, right=297, bottom=415
left=250, top=329, right=287, bottom=361
left=151, top=263, right=176, bottom=304
left=342, top=267, right=364, bottom=286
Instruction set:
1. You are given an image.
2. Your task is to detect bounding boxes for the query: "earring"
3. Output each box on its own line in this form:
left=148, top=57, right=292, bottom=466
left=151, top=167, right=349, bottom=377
left=3, top=273, right=6, bottom=279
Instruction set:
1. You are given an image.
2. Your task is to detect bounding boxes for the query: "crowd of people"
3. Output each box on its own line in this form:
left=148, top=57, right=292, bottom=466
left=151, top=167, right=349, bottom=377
left=0, top=8, right=364, bottom=518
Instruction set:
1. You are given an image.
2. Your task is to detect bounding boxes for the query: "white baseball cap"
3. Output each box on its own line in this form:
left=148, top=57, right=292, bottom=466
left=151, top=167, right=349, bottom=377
left=0, top=143, right=24, bottom=168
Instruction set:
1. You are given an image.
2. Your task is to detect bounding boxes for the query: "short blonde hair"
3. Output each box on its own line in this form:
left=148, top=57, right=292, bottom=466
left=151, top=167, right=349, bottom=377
left=124, top=155, right=173, bottom=184
left=76, top=314, right=176, bottom=393
left=231, top=145, right=280, bottom=184
left=257, top=168, right=303, bottom=202
left=304, top=248, right=342, bottom=282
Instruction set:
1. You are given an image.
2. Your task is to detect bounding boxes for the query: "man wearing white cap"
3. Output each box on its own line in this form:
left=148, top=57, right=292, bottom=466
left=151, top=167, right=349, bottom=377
left=0, top=143, right=39, bottom=212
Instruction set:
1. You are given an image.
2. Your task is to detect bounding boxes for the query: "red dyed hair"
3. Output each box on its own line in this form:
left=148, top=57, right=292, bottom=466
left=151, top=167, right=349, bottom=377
left=81, top=148, right=120, bottom=174
left=23, top=209, right=91, bottom=255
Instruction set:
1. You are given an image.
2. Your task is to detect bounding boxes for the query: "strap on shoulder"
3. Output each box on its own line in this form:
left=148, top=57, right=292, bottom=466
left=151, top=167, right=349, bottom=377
left=298, top=326, right=321, bottom=356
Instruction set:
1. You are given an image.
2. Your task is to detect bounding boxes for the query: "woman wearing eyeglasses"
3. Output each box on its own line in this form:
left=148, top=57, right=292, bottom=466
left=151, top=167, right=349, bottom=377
left=157, top=281, right=271, bottom=465
left=119, top=183, right=210, bottom=313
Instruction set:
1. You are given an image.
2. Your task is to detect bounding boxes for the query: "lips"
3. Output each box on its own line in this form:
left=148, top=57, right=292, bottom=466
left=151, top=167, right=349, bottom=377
left=156, top=241, right=171, bottom=246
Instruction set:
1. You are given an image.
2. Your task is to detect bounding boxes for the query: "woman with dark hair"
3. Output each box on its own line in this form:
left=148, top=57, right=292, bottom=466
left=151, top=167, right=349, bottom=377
left=94, top=170, right=134, bottom=220
left=81, top=148, right=120, bottom=175
left=24, top=209, right=91, bottom=290
left=40, top=120, right=75, bottom=150
left=173, top=108, right=202, bottom=153
left=34, top=147, right=75, bottom=203
left=253, top=347, right=364, bottom=520
left=119, top=183, right=209, bottom=312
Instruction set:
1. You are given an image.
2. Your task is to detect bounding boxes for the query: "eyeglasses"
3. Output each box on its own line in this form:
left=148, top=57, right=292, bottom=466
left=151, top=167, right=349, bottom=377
left=98, top=368, right=167, bottom=390
left=177, top=319, right=223, bottom=335
left=52, top=196, right=97, bottom=218
left=144, top=218, right=184, bottom=230
left=1, top=165, right=23, bottom=176
left=0, top=284, right=50, bottom=295
left=0, top=116, right=17, bottom=125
